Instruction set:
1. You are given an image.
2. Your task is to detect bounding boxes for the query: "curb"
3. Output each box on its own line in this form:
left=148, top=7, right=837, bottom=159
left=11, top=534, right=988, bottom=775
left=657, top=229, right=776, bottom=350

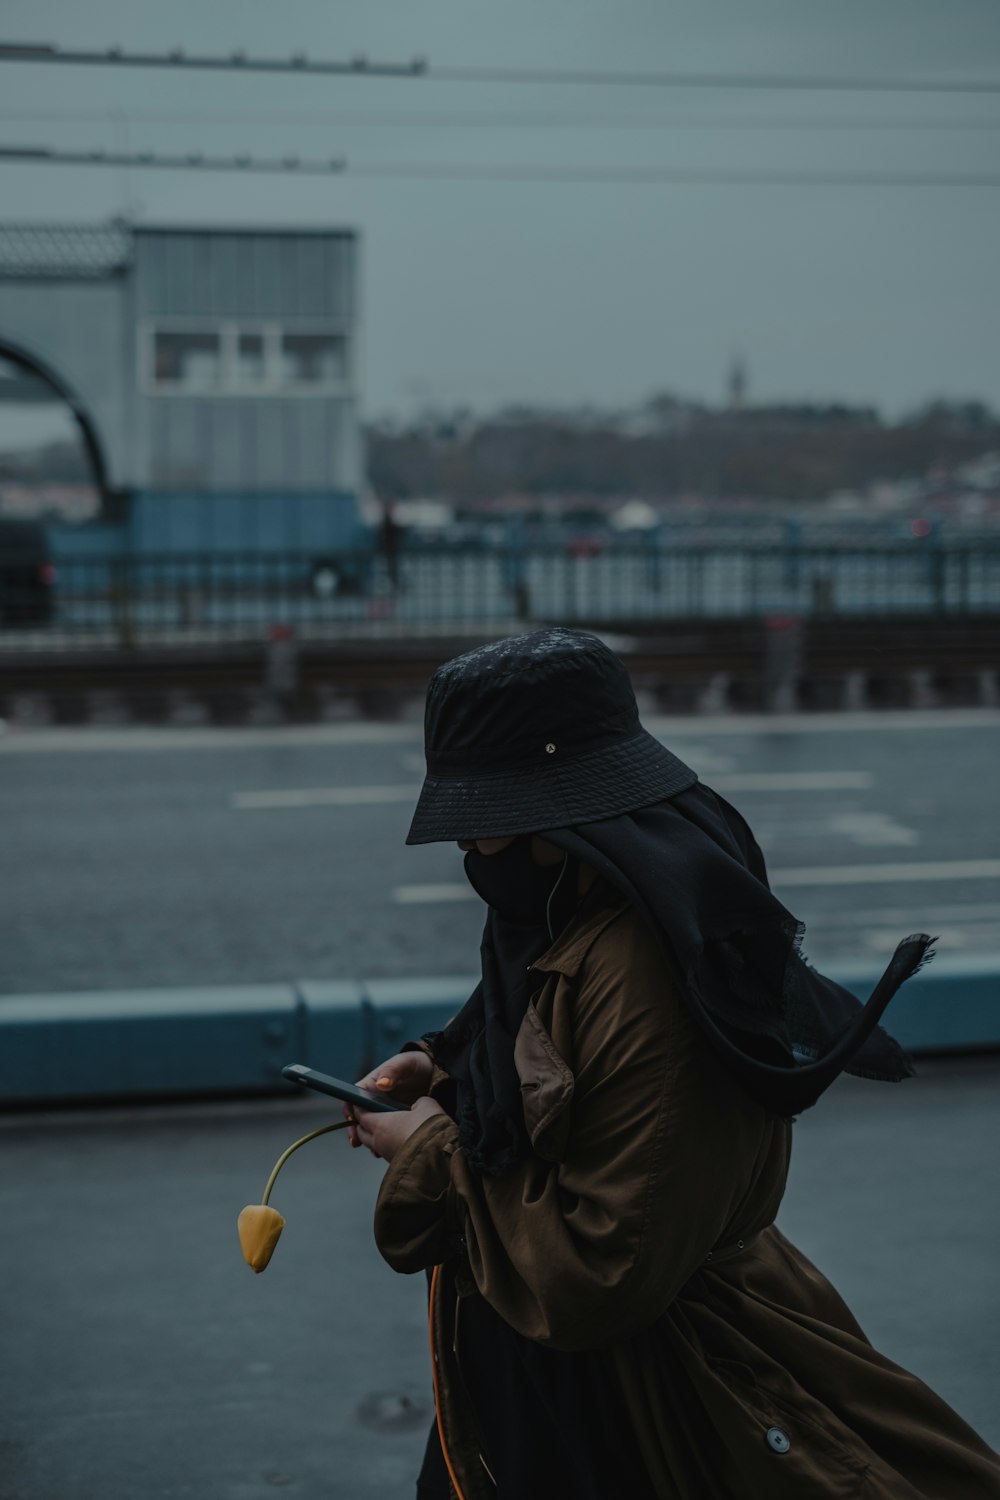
left=1, top=958, right=997, bottom=1106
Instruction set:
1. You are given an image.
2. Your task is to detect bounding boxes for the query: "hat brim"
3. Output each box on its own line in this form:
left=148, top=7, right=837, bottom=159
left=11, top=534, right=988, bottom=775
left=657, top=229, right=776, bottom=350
left=405, top=728, right=698, bottom=845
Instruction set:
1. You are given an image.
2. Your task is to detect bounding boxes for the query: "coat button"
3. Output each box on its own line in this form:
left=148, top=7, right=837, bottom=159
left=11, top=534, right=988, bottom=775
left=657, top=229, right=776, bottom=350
left=766, top=1427, right=791, bottom=1454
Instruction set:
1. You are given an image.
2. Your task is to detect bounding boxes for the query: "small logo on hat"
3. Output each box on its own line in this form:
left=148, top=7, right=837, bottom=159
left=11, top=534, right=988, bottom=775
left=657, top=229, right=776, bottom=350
left=544, top=743, right=556, bottom=754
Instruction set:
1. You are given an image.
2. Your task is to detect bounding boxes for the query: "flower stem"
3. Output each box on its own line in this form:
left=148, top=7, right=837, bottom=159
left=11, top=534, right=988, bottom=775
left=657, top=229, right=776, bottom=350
left=261, top=1121, right=350, bottom=1206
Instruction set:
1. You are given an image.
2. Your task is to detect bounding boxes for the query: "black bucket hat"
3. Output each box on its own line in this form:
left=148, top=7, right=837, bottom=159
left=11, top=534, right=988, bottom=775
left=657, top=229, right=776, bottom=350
left=406, top=628, right=697, bottom=844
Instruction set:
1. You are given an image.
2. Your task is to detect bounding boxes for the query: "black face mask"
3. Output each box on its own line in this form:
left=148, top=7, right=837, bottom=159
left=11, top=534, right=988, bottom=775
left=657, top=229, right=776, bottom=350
left=463, top=836, right=572, bottom=933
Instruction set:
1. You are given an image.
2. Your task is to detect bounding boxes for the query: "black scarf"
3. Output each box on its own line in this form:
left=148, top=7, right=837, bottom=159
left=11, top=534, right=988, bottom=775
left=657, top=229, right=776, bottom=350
left=428, top=785, right=933, bottom=1174
left=429, top=837, right=588, bottom=1177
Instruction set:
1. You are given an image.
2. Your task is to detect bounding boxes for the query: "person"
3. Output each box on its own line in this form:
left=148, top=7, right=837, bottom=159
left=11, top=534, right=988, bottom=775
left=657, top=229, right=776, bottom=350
left=345, top=628, right=1000, bottom=1500
left=379, top=501, right=404, bottom=592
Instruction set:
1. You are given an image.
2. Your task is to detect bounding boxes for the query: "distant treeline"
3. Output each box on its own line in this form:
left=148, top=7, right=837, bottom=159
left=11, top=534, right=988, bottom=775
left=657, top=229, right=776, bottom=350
left=3, top=396, right=999, bottom=505
left=367, top=397, right=1000, bottom=503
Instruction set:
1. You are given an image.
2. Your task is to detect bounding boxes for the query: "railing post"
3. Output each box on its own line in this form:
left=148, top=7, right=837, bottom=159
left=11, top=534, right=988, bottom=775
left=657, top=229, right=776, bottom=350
left=503, top=541, right=530, bottom=621
left=264, top=622, right=298, bottom=720
left=930, top=529, right=946, bottom=613
left=762, top=614, right=804, bottom=712
left=110, top=552, right=136, bottom=649
left=811, top=573, right=836, bottom=617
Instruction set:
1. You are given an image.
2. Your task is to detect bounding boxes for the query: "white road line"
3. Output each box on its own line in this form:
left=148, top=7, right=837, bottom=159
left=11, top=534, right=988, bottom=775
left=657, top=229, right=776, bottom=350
left=232, top=785, right=420, bottom=809
left=863, top=927, right=976, bottom=954
left=0, top=723, right=424, bottom=755
left=395, top=883, right=474, bottom=904
left=393, top=859, right=1000, bottom=904
left=668, top=745, right=736, bottom=774
left=827, top=811, right=919, bottom=847
left=646, top=709, right=1000, bottom=736
left=2, top=708, right=998, bottom=754
left=714, top=772, right=873, bottom=792
left=804, top=902, right=1000, bottom=926
left=771, top=859, right=1000, bottom=887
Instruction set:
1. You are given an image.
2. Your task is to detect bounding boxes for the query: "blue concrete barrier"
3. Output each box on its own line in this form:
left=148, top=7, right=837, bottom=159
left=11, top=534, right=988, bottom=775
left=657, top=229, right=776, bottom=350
left=0, top=982, right=367, bottom=1107
left=831, top=951, right=1000, bottom=1054
left=295, top=979, right=368, bottom=1079
left=363, top=977, right=473, bottom=1067
left=0, top=958, right=996, bottom=1106
left=0, top=984, right=306, bottom=1104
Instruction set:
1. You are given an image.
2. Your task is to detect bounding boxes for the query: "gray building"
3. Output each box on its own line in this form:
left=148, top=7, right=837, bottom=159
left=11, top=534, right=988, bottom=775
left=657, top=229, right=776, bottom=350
left=0, top=222, right=363, bottom=549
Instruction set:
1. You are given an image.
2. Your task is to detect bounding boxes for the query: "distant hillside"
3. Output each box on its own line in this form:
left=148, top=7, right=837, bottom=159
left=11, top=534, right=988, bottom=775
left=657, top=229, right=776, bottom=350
left=4, top=398, right=998, bottom=507
left=367, top=398, right=1000, bottom=503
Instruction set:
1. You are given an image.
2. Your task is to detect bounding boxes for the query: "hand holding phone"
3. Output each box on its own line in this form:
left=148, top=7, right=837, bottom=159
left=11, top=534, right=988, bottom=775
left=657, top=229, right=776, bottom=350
left=282, top=1064, right=408, bottom=1113
left=354, top=1050, right=435, bottom=1105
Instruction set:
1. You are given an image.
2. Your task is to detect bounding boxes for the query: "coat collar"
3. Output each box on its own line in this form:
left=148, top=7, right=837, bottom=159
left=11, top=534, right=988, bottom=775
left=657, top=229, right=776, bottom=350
left=529, top=892, right=629, bottom=979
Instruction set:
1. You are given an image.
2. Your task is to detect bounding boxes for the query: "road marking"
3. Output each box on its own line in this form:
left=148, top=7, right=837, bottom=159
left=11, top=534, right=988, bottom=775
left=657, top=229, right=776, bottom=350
left=0, top=723, right=424, bottom=755
left=395, top=883, right=473, bottom=904
left=827, top=811, right=918, bottom=846
left=1, top=708, right=998, bottom=754
left=232, top=785, right=420, bottom=809
left=714, top=772, right=873, bottom=792
left=864, top=927, right=975, bottom=953
left=646, top=710, right=1000, bottom=737
left=804, top=902, right=1000, bottom=926
left=393, top=858, right=1000, bottom=903
left=772, top=859, right=1000, bottom=887
left=670, top=744, right=737, bottom=774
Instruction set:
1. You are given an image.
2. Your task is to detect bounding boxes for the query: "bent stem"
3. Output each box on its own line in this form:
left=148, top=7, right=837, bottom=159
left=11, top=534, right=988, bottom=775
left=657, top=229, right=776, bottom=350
left=262, top=1121, right=350, bottom=1206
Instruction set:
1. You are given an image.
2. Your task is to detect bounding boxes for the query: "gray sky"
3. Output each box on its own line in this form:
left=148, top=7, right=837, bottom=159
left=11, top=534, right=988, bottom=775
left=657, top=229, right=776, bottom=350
left=1, top=0, right=999, bottom=430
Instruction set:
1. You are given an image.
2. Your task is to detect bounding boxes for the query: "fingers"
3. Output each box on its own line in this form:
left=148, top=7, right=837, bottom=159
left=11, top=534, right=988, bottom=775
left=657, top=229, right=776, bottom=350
left=358, top=1054, right=412, bottom=1089
left=345, top=1102, right=382, bottom=1153
left=353, top=1051, right=433, bottom=1107
left=357, top=1098, right=442, bottom=1159
left=353, top=1111, right=380, bottom=1158
left=343, top=1052, right=437, bottom=1154
left=340, top=1100, right=361, bottom=1148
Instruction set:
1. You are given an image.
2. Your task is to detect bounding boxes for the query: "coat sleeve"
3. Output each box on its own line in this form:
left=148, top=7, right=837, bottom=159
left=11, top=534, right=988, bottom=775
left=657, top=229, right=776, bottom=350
left=374, top=909, right=783, bottom=1351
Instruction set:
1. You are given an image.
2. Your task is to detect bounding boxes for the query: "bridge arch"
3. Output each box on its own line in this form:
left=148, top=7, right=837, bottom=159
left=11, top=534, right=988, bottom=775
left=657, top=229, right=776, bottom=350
left=0, top=334, right=115, bottom=506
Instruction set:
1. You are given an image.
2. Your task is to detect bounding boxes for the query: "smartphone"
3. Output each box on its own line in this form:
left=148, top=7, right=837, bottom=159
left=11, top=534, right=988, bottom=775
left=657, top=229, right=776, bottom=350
left=281, top=1063, right=408, bottom=1113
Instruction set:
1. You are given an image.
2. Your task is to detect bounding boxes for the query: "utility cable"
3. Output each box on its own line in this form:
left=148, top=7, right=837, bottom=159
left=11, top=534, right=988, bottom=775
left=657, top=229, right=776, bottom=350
left=1, top=104, right=1000, bottom=134
left=1, top=41, right=999, bottom=96
left=2, top=143, right=1000, bottom=188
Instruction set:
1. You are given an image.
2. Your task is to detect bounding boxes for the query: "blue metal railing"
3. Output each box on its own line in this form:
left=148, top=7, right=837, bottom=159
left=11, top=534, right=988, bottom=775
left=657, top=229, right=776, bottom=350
left=2, top=541, right=1000, bottom=646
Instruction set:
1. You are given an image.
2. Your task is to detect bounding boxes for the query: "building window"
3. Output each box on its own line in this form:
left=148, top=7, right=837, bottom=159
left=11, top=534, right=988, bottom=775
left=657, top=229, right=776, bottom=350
left=236, top=332, right=266, bottom=384
left=144, top=322, right=350, bottom=395
left=153, top=331, right=222, bottom=390
left=279, top=332, right=347, bottom=386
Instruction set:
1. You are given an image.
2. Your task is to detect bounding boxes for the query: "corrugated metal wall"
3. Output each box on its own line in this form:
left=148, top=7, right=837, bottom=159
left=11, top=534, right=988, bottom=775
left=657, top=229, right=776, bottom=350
left=134, top=230, right=354, bottom=321
left=132, top=228, right=359, bottom=495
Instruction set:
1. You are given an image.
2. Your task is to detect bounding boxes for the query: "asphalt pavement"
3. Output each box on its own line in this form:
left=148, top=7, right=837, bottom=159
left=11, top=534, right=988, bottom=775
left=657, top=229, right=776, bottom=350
left=1, top=1054, right=998, bottom=1500
left=3, top=708, right=999, bottom=1497
left=2, top=708, right=1000, bottom=995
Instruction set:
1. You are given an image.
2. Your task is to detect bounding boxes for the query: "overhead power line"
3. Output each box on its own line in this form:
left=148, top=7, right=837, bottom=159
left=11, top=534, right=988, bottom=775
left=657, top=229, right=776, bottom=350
left=2, top=40, right=1000, bottom=96
left=3, top=143, right=1000, bottom=188
left=0, top=145, right=346, bottom=175
left=1, top=104, right=1000, bottom=134
left=0, top=41, right=425, bottom=78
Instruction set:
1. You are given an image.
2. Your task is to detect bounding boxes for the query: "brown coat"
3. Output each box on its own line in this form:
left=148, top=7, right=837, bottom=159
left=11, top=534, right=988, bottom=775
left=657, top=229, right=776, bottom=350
left=375, top=898, right=1000, bottom=1499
